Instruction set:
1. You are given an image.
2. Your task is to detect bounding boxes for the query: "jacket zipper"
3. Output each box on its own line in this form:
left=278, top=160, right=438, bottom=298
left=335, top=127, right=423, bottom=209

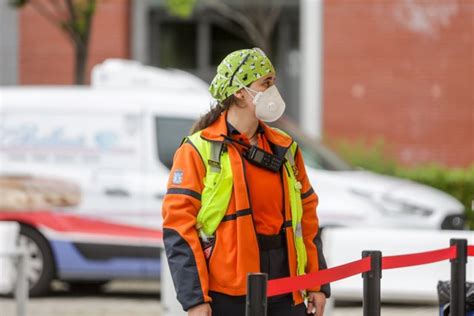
left=227, top=142, right=261, bottom=255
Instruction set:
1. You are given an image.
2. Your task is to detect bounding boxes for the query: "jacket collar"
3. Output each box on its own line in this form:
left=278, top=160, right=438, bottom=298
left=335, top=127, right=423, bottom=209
left=200, top=110, right=293, bottom=149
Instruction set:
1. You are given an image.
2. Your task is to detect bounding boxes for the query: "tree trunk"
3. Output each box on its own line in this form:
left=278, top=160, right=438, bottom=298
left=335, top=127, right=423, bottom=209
left=74, top=43, right=88, bottom=85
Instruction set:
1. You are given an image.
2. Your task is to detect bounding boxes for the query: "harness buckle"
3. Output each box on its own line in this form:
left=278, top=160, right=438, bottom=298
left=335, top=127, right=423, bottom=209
left=294, top=181, right=302, bottom=191
left=292, top=165, right=299, bottom=177
left=208, top=159, right=221, bottom=169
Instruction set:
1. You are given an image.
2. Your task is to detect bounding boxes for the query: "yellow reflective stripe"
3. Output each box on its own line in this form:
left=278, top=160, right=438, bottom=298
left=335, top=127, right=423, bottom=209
left=284, top=141, right=308, bottom=276
left=187, top=132, right=233, bottom=237
left=198, top=151, right=233, bottom=236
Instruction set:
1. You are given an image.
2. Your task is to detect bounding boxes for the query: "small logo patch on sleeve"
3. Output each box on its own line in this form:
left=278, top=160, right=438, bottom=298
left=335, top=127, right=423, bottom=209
left=172, top=169, right=184, bottom=185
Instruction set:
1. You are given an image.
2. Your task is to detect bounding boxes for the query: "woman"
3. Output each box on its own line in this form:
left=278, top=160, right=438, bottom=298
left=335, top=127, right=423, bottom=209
left=162, top=48, right=330, bottom=316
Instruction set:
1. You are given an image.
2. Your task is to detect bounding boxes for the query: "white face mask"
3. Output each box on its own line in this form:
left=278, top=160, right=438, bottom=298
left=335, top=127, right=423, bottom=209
left=245, top=85, right=286, bottom=122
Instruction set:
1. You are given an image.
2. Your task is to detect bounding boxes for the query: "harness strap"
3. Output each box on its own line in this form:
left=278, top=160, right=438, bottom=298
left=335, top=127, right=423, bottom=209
left=284, top=148, right=295, bottom=166
left=284, top=144, right=299, bottom=177
left=208, top=141, right=224, bottom=173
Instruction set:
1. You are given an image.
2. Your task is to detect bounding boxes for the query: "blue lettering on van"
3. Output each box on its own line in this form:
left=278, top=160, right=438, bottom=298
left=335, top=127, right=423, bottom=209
left=95, top=131, right=118, bottom=150
left=0, top=125, right=85, bottom=147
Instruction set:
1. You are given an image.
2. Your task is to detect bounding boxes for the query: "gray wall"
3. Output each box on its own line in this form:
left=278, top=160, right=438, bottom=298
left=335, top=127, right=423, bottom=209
left=0, top=0, right=18, bottom=85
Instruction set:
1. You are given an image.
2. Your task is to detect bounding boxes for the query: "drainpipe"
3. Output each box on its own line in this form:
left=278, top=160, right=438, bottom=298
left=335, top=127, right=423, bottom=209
left=300, top=0, right=324, bottom=139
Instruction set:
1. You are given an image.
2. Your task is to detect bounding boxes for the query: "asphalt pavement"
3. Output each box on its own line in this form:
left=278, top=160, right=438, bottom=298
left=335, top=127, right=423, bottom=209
left=0, top=280, right=439, bottom=316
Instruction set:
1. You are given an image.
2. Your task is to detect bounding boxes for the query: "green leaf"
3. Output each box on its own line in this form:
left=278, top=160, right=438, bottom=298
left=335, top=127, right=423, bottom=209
left=165, top=0, right=197, bottom=18
left=9, top=0, right=28, bottom=8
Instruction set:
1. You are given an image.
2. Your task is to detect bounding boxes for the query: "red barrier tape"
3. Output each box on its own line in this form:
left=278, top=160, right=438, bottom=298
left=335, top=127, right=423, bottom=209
left=382, top=245, right=456, bottom=270
left=267, top=244, right=474, bottom=297
left=267, top=257, right=371, bottom=297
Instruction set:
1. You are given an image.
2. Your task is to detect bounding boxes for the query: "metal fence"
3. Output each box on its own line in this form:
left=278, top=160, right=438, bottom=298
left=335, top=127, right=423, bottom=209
left=0, top=250, right=28, bottom=316
left=246, top=238, right=472, bottom=316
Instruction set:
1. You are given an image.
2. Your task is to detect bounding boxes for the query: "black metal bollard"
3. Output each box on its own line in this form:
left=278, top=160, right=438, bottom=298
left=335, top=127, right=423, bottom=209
left=246, top=273, right=268, bottom=316
left=362, top=250, right=382, bottom=316
left=450, top=238, right=467, bottom=316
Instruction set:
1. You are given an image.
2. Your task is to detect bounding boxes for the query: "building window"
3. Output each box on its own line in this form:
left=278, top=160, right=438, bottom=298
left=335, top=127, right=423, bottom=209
left=210, top=23, right=250, bottom=66
left=159, top=22, right=197, bottom=69
left=148, top=5, right=300, bottom=119
left=149, top=12, right=198, bottom=70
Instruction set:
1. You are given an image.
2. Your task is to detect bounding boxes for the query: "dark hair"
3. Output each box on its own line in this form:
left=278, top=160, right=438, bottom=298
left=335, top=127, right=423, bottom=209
left=190, top=96, right=235, bottom=134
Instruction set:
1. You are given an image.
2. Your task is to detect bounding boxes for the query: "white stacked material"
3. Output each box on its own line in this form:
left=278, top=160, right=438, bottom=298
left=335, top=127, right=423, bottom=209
left=0, top=222, right=19, bottom=293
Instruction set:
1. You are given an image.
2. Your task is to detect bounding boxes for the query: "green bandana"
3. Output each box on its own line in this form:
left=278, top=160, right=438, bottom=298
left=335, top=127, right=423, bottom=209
left=209, top=48, right=275, bottom=103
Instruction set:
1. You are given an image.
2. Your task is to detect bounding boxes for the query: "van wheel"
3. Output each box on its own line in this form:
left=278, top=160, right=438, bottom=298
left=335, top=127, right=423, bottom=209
left=17, top=225, right=55, bottom=296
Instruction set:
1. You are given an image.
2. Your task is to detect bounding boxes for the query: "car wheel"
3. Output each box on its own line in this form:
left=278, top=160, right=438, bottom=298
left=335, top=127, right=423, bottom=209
left=67, top=280, right=109, bottom=293
left=17, top=225, right=55, bottom=296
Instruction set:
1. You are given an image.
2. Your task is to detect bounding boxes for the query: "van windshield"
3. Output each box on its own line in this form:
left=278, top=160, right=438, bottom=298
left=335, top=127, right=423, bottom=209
left=155, top=116, right=195, bottom=169
left=155, top=115, right=352, bottom=171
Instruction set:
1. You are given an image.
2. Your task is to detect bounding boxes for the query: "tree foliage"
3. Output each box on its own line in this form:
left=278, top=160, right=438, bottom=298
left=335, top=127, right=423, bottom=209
left=165, top=0, right=282, bottom=56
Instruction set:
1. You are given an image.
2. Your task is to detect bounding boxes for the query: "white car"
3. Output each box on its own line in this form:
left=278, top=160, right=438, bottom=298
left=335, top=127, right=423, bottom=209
left=274, top=117, right=465, bottom=231
left=0, top=64, right=465, bottom=296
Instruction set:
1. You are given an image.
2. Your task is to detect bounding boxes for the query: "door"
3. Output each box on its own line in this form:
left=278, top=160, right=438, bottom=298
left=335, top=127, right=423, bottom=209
left=140, top=113, right=196, bottom=276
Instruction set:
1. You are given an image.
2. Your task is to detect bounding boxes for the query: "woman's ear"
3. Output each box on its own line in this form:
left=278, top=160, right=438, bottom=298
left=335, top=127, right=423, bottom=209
left=233, top=88, right=245, bottom=101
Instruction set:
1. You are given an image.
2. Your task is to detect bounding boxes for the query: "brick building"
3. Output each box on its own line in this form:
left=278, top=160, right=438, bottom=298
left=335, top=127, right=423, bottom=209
left=0, top=0, right=472, bottom=167
left=324, top=0, right=473, bottom=168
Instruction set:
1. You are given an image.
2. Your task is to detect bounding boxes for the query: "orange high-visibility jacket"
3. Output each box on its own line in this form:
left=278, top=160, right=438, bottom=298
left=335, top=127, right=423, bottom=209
left=162, top=113, right=330, bottom=311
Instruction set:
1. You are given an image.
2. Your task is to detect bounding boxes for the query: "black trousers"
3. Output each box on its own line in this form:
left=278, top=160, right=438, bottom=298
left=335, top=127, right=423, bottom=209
left=209, top=291, right=307, bottom=316
left=209, top=234, right=308, bottom=316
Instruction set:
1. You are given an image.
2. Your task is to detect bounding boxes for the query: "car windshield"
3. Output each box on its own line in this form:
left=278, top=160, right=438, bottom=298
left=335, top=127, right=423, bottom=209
left=272, top=117, right=353, bottom=171
left=155, top=115, right=353, bottom=171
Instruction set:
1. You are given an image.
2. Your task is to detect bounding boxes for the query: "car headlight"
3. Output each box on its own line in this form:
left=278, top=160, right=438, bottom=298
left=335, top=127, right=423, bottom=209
left=351, top=189, right=433, bottom=217
left=378, top=196, right=433, bottom=217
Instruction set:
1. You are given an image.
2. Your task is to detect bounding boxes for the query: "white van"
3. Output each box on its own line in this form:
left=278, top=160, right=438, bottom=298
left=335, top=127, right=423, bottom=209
left=0, top=86, right=213, bottom=295
left=0, top=66, right=465, bottom=296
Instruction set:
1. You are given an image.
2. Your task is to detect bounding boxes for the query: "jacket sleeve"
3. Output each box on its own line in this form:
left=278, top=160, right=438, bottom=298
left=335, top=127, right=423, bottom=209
left=294, top=146, right=331, bottom=298
left=162, top=142, right=211, bottom=311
